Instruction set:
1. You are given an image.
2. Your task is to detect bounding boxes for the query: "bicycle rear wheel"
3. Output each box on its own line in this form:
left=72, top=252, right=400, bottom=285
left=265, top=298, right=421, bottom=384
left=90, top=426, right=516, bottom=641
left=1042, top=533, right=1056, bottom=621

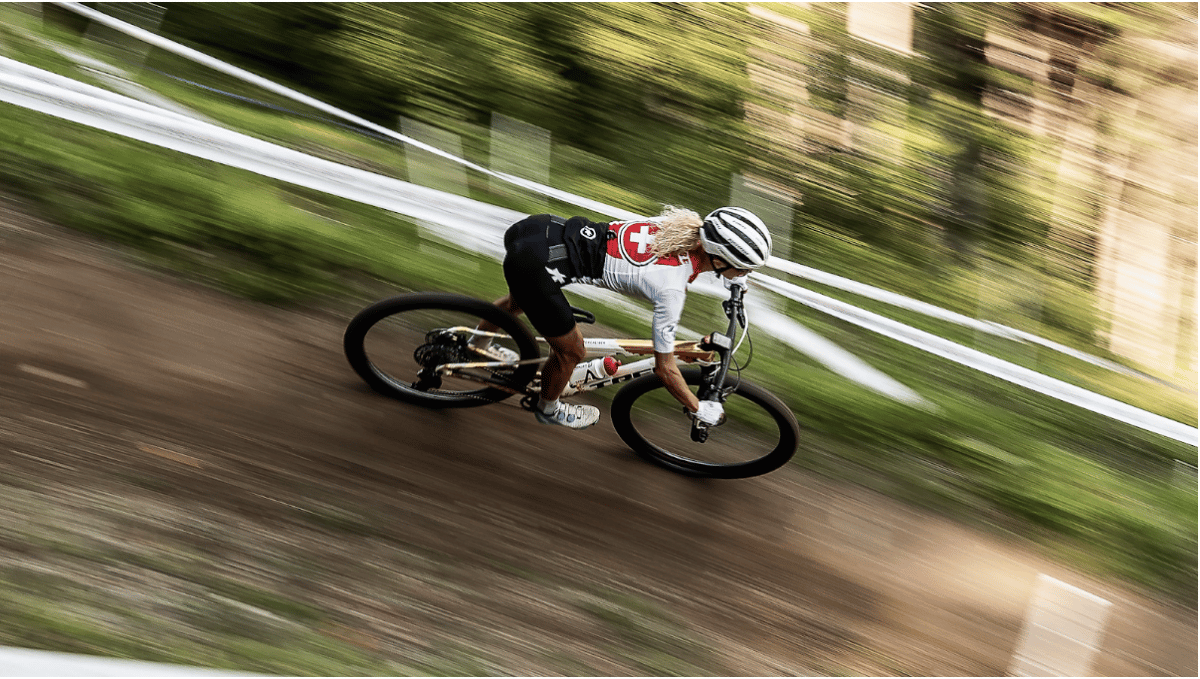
left=610, top=368, right=799, bottom=479
left=343, top=292, right=540, bottom=408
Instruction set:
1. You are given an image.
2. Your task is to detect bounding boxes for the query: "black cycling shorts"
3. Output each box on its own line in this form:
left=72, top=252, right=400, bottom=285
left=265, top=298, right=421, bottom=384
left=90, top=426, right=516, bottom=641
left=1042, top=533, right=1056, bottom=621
left=503, top=214, right=577, bottom=339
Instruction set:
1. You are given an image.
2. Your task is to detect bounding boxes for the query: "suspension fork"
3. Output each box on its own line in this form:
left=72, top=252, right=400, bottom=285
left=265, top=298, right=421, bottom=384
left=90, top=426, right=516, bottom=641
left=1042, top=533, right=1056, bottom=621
left=690, top=283, right=746, bottom=442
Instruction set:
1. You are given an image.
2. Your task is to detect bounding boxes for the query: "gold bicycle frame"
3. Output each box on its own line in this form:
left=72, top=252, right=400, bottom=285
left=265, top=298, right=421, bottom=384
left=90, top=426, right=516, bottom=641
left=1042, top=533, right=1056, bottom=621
left=434, top=329, right=716, bottom=396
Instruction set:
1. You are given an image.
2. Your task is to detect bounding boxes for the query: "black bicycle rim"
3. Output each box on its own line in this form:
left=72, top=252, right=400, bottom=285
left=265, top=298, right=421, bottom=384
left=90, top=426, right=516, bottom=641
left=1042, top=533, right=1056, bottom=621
left=610, top=369, right=799, bottom=479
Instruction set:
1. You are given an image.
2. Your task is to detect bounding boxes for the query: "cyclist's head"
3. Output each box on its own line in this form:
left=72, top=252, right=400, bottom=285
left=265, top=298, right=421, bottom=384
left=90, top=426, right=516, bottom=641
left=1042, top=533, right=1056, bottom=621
left=700, top=207, right=772, bottom=271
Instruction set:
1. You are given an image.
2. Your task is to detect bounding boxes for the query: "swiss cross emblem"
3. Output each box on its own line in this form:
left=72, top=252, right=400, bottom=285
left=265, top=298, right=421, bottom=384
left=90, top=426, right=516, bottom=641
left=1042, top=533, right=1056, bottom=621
left=608, top=221, right=658, bottom=266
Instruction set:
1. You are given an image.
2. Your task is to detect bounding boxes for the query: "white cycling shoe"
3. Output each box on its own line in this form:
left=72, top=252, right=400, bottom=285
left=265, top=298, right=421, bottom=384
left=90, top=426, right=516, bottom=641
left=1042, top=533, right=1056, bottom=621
left=535, top=401, right=600, bottom=430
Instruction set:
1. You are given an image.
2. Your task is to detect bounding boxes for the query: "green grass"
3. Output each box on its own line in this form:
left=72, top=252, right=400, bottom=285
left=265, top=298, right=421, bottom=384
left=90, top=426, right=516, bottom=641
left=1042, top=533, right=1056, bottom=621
left=0, top=9, right=102, bottom=83
left=0, top=566, right=394, bottom=676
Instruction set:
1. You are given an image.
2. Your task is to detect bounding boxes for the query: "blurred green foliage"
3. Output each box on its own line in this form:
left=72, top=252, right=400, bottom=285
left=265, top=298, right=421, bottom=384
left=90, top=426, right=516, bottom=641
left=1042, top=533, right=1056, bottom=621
left=157, top=2, right=751, bottom=213
left=148, top=3, right=1056, bottom=258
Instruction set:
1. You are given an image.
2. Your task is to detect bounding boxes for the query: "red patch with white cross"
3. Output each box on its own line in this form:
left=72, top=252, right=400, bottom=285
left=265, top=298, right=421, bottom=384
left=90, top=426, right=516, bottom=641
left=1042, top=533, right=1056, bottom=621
left=607, top=221, right=660, bottom=267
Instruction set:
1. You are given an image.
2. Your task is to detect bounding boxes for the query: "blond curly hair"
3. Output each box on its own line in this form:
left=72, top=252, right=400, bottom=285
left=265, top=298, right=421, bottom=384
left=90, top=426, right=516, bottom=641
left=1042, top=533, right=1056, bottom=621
left=648, top=205, right=703, bottom=258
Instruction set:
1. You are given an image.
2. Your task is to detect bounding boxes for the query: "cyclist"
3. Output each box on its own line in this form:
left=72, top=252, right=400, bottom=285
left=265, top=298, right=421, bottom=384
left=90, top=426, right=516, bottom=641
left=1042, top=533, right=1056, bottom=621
left=481, top=206, right=772, bottom=430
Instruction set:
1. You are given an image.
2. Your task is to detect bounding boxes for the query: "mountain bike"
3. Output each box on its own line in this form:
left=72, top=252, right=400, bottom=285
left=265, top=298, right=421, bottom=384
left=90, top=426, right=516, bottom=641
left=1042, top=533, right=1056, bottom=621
left=343, top=280, right=799, bottom=479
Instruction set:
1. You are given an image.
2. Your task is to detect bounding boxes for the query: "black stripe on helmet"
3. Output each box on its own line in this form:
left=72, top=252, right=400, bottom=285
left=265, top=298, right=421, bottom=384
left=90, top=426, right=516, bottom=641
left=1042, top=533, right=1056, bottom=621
left=701, top=219, right=729, bottom=246
left=715, top=212, right=766, bottom=261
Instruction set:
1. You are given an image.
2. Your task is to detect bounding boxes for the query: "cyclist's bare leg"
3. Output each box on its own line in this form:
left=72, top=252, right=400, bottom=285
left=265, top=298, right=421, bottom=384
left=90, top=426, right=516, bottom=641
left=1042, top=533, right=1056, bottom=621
left=477, top=297, right=597, bottom=428
left=539, top=326, right=585, bottom=402
left=474, top=295, right=522, bottom=334
left=492, top=294, right=522, bottom=318
left=479, top=295, right=583, bottom=397
left=469, top=295, right=522, bottom=353
left=534, top=326, right=599, bottom=429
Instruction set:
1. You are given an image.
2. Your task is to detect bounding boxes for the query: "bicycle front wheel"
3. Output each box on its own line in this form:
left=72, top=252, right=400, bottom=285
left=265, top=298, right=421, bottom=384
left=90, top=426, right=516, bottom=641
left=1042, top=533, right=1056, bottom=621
left=610, top=369, right=800, bottom=479
left=343, top=292, right=540, bottom=408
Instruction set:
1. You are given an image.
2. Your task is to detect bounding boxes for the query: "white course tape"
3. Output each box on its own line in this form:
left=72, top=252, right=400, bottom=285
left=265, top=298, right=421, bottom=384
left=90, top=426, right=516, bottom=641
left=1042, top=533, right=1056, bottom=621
left=687, top=278, right=930, bottom=405
left=752, top=274, right=1197, bottom=445
left=765, top=258, right=1158, bottom=381
left=0, top=56, right=521, bottom=257
left=0, top=46, right=203, bottom=124
left=752, top=299, right=929, bottom=406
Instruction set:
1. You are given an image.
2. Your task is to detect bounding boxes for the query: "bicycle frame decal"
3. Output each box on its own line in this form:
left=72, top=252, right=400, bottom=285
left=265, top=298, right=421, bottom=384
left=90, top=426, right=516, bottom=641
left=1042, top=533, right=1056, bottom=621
left=561, top=356, right=657, bottom=395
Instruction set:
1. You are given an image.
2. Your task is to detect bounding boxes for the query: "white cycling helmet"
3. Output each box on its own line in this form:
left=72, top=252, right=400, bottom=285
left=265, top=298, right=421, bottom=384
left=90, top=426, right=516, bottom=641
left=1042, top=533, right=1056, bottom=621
left=699, top=207, right=772, bottom=270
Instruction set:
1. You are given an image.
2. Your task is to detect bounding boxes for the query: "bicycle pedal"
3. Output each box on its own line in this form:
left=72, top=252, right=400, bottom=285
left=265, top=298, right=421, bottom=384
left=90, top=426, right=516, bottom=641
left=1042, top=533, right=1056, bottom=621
left=519, top=394, right=539, bottom=412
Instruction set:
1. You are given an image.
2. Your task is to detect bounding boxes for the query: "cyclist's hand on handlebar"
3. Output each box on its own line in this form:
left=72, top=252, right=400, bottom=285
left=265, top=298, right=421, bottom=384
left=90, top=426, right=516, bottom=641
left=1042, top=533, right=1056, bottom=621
left=693, top=400, right=724, bottom=426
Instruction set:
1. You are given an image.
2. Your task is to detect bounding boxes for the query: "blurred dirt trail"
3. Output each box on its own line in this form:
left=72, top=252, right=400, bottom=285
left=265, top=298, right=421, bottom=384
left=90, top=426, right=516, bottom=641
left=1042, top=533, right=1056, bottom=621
left=0, top=199, right=1194, bottom=676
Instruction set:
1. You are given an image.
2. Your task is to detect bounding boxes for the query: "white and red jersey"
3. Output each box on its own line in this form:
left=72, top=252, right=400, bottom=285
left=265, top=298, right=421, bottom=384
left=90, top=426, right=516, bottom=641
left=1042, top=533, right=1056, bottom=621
left=585, top=219, right=702, bottom=353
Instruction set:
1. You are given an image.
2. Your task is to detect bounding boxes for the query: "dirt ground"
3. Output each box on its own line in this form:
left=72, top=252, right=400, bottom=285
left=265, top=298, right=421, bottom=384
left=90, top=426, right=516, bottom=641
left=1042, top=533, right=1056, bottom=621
left=0, top=197, right=1195, bottom=676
